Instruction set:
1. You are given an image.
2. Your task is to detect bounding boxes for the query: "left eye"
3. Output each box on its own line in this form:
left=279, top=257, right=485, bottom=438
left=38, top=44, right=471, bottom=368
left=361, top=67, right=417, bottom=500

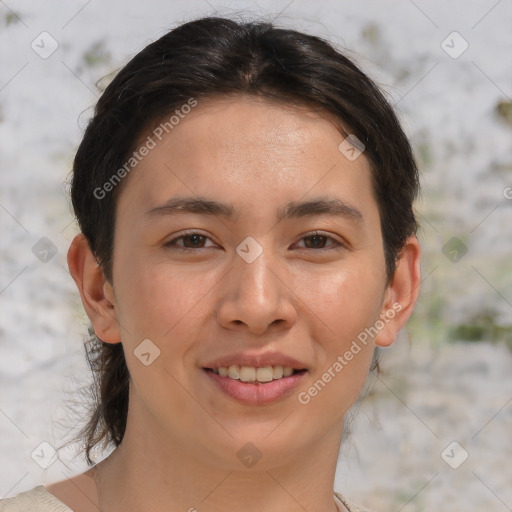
left=164, top=231, right=342, bottom=251
left=295, top=233, right=341, bottom=250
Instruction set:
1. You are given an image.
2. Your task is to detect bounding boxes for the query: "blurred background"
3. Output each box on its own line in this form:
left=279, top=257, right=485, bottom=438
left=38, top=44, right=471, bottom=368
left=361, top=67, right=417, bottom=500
left=1, top=1, right=511, bottom=510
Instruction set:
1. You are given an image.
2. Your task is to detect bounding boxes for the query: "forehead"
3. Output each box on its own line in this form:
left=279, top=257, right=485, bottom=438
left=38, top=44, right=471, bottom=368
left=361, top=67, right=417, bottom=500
left=151, top=95, right=348, bottom=165
left=117, top=95, right=377, bottom=224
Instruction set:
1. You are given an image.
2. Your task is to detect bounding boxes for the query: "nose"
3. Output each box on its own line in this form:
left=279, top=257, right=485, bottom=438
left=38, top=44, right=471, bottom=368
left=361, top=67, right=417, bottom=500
left=215, top=247, right=297, bottom=336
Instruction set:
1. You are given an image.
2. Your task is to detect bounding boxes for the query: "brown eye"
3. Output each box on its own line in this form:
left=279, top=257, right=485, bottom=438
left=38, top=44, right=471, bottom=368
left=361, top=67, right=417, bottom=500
left=302, top=234, right=330, bottom=249
left=296, top=232, right=343, bottom=251
left=165, top=232, right=215, bottom=250
left=181, top=234, right=207, bottom=248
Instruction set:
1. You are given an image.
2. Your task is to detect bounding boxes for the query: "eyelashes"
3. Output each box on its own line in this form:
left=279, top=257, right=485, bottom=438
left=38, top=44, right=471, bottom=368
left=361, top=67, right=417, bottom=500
left=164, top=230, right=346, bottom=252
left=295, top=232, right=344, bottom=250
left=165, top=232, right=214, bottom=250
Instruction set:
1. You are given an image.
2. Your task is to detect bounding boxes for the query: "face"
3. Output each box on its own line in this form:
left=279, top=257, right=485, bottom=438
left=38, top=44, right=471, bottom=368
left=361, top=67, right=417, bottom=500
left=86, top=95, right=413, bottom=469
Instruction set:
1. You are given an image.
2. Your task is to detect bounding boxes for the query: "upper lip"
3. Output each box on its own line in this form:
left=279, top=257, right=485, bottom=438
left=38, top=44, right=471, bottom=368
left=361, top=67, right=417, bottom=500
left=203, top=351, right=308, bottom=370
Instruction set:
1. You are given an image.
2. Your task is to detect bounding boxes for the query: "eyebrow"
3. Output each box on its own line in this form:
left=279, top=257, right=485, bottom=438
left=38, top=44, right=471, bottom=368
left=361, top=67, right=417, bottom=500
left=146, top=196, right=363, bottom=223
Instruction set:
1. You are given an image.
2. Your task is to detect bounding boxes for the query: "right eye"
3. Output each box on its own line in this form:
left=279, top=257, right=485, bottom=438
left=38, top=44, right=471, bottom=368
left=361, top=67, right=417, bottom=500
left=164, top=231, right=217, bottom=250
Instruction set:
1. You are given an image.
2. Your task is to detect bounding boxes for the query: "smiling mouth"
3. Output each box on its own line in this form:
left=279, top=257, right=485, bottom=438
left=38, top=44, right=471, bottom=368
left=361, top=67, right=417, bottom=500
left=204, top=365, right=307, bottom=384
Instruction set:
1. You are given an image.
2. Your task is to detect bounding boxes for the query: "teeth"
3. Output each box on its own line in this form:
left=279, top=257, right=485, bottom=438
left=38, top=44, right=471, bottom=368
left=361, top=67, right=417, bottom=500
left=272, top=365, right=283, bottom=379
left=240, top=366, right=256, bottom=382
left=283, top=367, right=294, bottom=377
left=228, top=365, right=240, bottom=379
left=212, top=365, right=299, bottom=382
left=256, top=366, right=273, bottom=382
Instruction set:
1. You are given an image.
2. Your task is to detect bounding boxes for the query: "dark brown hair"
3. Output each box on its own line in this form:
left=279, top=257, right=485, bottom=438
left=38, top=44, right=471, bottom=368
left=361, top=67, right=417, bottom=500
left=69, top=16, right=419, bottom=464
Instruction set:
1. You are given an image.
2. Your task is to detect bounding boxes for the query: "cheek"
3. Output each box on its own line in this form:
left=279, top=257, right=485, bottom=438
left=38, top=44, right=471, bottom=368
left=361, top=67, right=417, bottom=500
left=113, top=257, right=215, bottom=348
left=113, top=261, right=212, bottom=404
left=293, top=265, right=382, bottom=410
left=296, top=261, right=385, bottom=343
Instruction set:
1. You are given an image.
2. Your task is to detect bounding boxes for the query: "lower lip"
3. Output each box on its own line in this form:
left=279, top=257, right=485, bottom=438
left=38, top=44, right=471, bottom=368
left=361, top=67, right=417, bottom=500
left=203, top=369, right=307, bottom=405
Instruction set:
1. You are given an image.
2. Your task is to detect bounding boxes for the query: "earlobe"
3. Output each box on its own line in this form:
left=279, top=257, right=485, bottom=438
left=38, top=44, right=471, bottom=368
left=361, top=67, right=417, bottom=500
left=375, top=236, right=422, bottom=347
left=67, top=233, right=122, bottom=344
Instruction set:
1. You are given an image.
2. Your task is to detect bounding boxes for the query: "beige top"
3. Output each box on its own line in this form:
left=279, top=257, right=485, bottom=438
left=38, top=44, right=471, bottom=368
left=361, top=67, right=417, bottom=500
left=0, top=485, right=370, bottom=512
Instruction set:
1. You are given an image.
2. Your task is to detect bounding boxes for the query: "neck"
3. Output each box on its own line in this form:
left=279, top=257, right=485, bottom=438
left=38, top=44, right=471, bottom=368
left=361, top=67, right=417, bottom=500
left=91, top=396, right=345, bottom=512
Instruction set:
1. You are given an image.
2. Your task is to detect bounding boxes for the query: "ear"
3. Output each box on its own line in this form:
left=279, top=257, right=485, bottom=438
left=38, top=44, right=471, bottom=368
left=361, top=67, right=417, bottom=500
left=67, top=233, right=121, bottom=344
left=374, top=236, right=421, bottom=347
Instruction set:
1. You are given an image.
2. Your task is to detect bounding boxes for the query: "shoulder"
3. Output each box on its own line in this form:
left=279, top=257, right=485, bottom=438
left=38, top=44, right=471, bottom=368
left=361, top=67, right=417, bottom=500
left=335, top=491, right=374, bottom=512
left=0, top=486, right=72, bottom=512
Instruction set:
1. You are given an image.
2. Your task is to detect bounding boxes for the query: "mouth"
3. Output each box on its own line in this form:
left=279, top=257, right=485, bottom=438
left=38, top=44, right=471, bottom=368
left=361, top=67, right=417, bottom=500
left=204, top=365, right=307, bottom=384
left=202, top=365, right=308, bottom=404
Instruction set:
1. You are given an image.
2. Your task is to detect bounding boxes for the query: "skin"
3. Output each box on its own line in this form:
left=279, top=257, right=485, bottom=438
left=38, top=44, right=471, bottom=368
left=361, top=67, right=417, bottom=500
left=48, top=95, right=421, bottom=512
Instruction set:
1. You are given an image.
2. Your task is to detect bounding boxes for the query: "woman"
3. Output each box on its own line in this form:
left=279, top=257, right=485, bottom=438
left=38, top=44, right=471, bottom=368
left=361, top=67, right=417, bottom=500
left=1, top=15, right=421, bottom=512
